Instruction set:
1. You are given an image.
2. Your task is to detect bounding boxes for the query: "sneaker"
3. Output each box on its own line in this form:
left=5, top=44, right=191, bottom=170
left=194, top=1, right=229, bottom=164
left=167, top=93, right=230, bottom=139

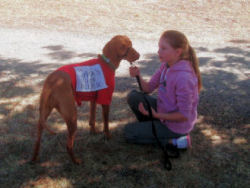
left=172, top=135, right=192, bottom=149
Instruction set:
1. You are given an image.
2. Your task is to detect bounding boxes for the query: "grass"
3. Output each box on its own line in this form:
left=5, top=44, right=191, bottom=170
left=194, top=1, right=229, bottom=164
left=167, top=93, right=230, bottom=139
left=0, top=0, right=249, bottom=187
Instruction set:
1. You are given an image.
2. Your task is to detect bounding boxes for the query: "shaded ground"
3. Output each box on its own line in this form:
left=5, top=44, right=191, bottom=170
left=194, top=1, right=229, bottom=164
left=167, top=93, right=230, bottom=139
left=0, top=0, right=249, bottom=187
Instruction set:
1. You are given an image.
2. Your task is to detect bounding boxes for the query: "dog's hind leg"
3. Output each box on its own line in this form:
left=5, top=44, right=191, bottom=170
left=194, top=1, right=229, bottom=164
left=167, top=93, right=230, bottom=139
left=31, top=105, right=53, bottom=162
left=65, top=117, right=81, bottom=164
left=56, top=93, right=81, bottom=164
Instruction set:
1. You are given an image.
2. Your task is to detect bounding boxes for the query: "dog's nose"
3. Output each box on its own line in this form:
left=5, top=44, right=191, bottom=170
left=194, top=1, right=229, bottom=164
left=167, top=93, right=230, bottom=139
left=136, top=51, right=140, bottom=60
left=138, top=52, right=140, bottom=58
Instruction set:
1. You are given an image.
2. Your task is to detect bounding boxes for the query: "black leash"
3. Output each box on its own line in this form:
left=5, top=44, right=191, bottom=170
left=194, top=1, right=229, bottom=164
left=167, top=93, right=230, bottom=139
left=135, top=75, right=179, bottom=170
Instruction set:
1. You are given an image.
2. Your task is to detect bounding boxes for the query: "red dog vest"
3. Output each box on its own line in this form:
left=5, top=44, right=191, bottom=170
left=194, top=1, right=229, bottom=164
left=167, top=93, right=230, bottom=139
left=58, top=58, right=115, bottom=106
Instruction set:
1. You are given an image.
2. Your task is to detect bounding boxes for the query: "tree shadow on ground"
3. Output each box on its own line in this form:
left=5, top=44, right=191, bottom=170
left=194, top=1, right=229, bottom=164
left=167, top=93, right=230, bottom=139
left=0, top=55, right=59, bottom=99
left=198, top=46, right=250, bottom=128
left=0, top=44, right=249, bottom=187
left=43, top=45, right=98, bottom=61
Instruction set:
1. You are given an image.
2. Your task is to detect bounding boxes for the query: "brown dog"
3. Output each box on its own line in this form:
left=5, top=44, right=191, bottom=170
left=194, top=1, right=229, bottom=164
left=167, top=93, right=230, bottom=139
left=31, top=35, right=140, bottom=164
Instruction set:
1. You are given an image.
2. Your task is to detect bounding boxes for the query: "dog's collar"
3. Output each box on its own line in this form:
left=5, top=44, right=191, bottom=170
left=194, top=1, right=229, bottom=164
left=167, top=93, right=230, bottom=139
left=99, top=54, right=116, bottom=71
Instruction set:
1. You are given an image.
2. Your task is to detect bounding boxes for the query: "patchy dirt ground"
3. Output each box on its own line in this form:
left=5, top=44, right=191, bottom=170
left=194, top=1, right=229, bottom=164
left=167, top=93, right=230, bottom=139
left=0, top=0, right=249, bottom=42
left=0, top=0, right=249, bottom=187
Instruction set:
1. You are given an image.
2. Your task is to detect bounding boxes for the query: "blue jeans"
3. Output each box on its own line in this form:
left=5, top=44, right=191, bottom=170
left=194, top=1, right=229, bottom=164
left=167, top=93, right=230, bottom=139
left=124, top=90, right=184, bottom=145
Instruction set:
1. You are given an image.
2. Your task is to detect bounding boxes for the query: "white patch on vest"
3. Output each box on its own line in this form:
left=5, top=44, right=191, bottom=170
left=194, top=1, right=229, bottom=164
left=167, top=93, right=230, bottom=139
left=74, top=64, right=107, bottom=92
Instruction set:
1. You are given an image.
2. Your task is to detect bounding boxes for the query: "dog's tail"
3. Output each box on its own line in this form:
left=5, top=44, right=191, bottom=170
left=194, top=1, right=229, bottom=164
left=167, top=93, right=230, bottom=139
left=38, top=82, right=56, bottom=135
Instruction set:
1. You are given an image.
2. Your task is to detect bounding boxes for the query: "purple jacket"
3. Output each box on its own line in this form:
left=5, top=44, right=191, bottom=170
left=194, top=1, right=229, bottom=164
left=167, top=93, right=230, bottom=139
left=149, top=60, right=199, bottom=134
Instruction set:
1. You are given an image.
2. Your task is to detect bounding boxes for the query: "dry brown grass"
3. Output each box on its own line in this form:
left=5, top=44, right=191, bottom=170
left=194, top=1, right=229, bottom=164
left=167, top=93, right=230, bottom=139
left=0, top=0, right=249, bottom=187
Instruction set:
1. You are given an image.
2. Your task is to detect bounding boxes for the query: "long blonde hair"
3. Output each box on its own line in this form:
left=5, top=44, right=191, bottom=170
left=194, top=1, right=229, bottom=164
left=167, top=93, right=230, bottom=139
left=161, top=30, right=202, bottom=93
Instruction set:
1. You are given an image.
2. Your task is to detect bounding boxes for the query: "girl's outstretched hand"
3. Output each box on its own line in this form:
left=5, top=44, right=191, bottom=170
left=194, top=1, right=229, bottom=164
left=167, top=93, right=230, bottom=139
left=138, top=102, right=157, bottom=118
left=129, top=66, right=140, bottom=77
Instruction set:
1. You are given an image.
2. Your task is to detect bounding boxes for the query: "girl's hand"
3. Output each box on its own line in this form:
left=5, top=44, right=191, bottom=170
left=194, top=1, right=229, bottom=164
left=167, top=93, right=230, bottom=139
left=129, top=66, right=140, bottom=77
left=138, top=102, right=148, bottom=116
left=138, top=102, right=158, bottom=118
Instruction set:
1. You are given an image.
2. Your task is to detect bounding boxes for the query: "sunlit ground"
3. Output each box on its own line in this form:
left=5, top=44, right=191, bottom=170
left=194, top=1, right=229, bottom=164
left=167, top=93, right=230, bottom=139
left=0, top=0, right=249, bottom=187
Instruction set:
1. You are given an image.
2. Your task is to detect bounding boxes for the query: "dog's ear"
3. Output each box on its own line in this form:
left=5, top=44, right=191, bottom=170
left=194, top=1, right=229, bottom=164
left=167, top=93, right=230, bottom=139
left=103, top=35, right=130, bottom=58
left=102, top=35, right=139, bottom=67
left=116, top=35, right=132, bottom=58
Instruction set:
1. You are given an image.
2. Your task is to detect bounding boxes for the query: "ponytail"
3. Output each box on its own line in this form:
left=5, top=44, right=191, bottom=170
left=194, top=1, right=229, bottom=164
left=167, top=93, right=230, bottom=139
left=161, top=30, right=202, bottom=93
left=188, top=45, right=202, bottom=93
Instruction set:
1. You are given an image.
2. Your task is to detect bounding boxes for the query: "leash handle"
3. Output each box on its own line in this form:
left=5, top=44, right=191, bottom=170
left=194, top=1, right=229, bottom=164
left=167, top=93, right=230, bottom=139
left=129, top=63, right=142, bottom=91
left=136, top=76, right=143, bottom=91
